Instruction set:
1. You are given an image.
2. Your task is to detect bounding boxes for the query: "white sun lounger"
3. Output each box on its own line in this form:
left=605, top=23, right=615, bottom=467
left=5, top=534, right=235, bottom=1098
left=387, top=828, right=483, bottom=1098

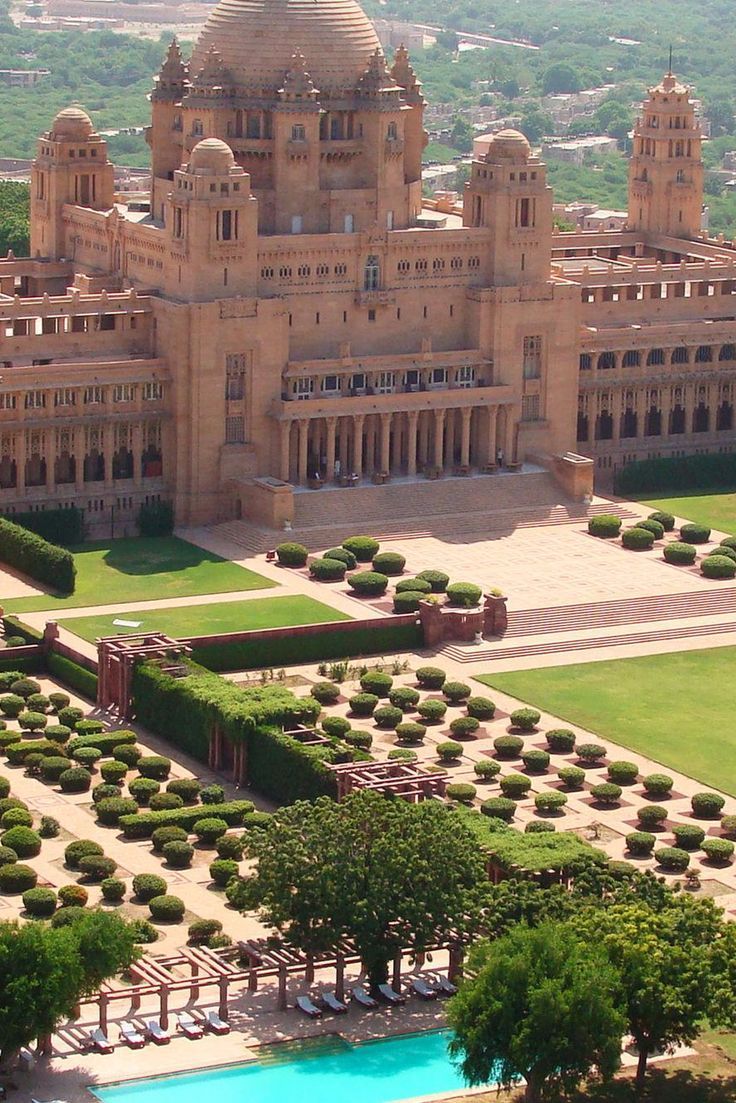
left=296, top=995, right=322, bottom=1018
left=176, top=1012, right=204, bottom=1039
left=146, top=1021, right=170, bottom=1045
left=320, top=991, right=348, bottom=1014
left=203, top=1010, right=230, bottom=1035
left=431, top=973, right=458, bottom=996
left=351, top=986, right=378, bottom=1009
left=89, top=1028, right=113, bottom=1053
left=378, top=983, right=406, bottom=1005
left=119, top=1021, right=145, bottom=1048
left=410, top=977, right=438, bottom=1000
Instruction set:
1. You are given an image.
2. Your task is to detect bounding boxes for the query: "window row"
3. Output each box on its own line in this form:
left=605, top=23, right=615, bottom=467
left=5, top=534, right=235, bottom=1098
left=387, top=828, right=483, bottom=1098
left=0, top=382, right=163, bottom=411
left=580, top=344, right=736, bottom=371
left=288, top=365, right=480, bottom=399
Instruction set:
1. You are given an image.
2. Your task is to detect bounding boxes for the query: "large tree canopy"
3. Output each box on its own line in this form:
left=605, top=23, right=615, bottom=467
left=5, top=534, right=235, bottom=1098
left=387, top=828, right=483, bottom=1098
left=232, top=790, right=485, bottom=985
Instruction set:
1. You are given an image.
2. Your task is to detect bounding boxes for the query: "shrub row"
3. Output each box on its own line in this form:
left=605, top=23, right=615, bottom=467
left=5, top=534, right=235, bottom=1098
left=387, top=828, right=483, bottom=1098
left=0, top=518, right=76, bottom=593
left=119, top=800, right=254, bottom=839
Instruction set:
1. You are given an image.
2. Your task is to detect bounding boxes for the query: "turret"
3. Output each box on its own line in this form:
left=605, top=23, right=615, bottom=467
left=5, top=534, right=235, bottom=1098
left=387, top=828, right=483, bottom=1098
left=150, top=38, right=189, bottom=222
left=271, top=51, right=322, bottom=235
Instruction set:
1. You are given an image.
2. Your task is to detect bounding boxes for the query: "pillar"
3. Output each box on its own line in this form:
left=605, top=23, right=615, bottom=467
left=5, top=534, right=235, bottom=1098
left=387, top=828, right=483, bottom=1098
left=504, top=404, right=518, bottom=462
left=297, top=419, right=309, bottom=484
left=218, top=976, right=229, bottom=1021
left=160, top=986, right=169, bottom=1031
left=325, top=417, right=337, bottom=481
left=660, top=386, right=672, bottom=438
left=611, top=390, right=622, bottom=443
left=486, top=406, right=497, bottom=465
left=45, top=431, right=54, bottom=494
left=16, top=433, right=25, bottom=496
left=335, top=953, right=345, bottom=1002
left=132, top=422, right=143, bottom=487
left=444, top=409, right=456, bottom=467
left=98, top=992, right=109, bottom=1034
left=339, top=419, right=349, bottom=473
left=433, top=408, right=445, bottom=468
left=74, top=426, right=84, bottom=492
left=353, top=413, right=364, bottom=478
left=460, top=407, right=472, bottom=467
left=407, top=411, right=418, bottom=476
left=103, top=425, right=114, bottom=488
left=279, top=421, right=290, bottom=481
left=379, top=413, right=391, bottom=474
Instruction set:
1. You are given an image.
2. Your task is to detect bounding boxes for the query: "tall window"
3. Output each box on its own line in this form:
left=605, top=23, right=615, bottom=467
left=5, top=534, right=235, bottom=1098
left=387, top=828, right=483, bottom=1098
left=226, top=353, right=246, bottom=400
left=523, top=336, right=542, bottom=379
left=291, top=215, right=303, bottom=234
left=291, top=124, right=306, bottom=141
left=217, top=209, right=236, bottom=241
left=364, top=255, right=380, bottom=291
left=173, top=207, right=183, bottom=238
left=225, top=416, right=245, bottom=443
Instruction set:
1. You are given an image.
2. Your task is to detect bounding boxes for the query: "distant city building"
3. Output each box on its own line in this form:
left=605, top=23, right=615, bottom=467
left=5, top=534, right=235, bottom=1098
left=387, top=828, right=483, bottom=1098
left=0, top=68, right=49, bottom=86
left=542, top=136, right=620, bottom=165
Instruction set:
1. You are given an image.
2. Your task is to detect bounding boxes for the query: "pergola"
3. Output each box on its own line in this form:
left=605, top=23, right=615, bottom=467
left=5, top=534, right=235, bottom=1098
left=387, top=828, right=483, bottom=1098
left=96, top=632, right=191, bottom=718
left=328, top=759, right=450, bottom=802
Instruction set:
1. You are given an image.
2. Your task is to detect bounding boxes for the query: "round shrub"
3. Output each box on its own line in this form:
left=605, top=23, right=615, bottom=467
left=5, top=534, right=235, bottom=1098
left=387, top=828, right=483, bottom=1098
left=534, top=791, right=568, bottom=814
left=545, top=729, right=576, bottom=754
left=701, top=555, right=736, bottom=579
left=5, top=638, right=25, bottom=649
left=500, top=773, right=532, bottom=799
left=210, top=858, right=239, bottom=887
left=417, top=699, right=447, bottom=723
left=392, top=590, right=425, bottom=613
left=162, top=841, right=194, bottom=868
left=349, top=693, right=379, bottom=717
left=526, top=821, right=555, bottom=834
left=622, top=526, right=655, bottom=551
left=466, top=696, right=496, bottom=720
left=374, top=706, right=403, bottom=730
left=387, top=749, right=417, bottom=763
left=680, top=522, right=711, bottom=544
left=577, top=743, right=606, bottom=765
left=0, top=695, right=25, bottom=718
left=0, top=776, right=9, bottom=799
left=69, top=748, right=101, bottom=773
left=510, top=708, right=541, bottom=732
left=348, top=571, right=389, bottom=597
left=721, top=815, right=736, bottom=839
left=194, top=817, right=229, bottom=844
left=0, top=797, right=26, bottom=816
left=522, top=749, right=550, bottom=773
left=129, top=777, right=161, bottom=805
left=396, top=722, right=426, bottom=744
left=101, top=877, right=126, bottom=902
left=395, top=577, right=431, bottom=595
left=656, top=847, right=690, bottom=872
left=0, top=845, right=16, bottom=865
left=137, top=756, right=172, bottom=781
left=494, top=735, right=524, bottom=760
left=649, top=511, right=675, bottom=532
left=474, top=759, right=501, bottom=780
left=96, top=796, right=139, bottom=826
left=51, top=905, right=86, bottom=928
left=149, top=894, right=186, bottom=922
left=49, top=692, right=71, bottom=712
left=446, top=581, right=482, bottom=607
left=415, top=668, right=446, bottom=692
left=11, top=678, right=40, bottom=699
left=450, top=716, right=480, bottom=739
left=702, top=838, right=735, bottom=863
left=25, top=753, right=45, bottom=776
left=588, top=514, right=621, bottom=538
left=133, top=873, right=167, bottom=902
left=276, top=542, right=308, bottom=567
left=27, top=694, right=50, bottom=713
left=642, top=774, right=674, bottom=799
left=0, top=733, right=18, bottom=751
left=342, top=536, right=380, bottom=562
left=672, top=824, right=706, bottom=851
left=323, top=547, right=357, bottom=570
left=166, top=778, right=202, bottom=804
left=128, top=918, right=159, bottom=944
left=607, top=760, right=639, bottom=785
left=58, top=706, right=84, bottom=728
left=542, top=760, right=582, bottom=797
left=345, top=730, right=373, bottom=750
left=722, top=536, right=736, bottom=550
left=626, top=831, right=656, bottom=856
left=216, top=834, right=244, bottom=860
left=65, top=839, right=103, bottom=869
left=113, top=744, right=143, bottom=768
left=636, top=518, right=665, bottom=540
left=200, top=784, right=225, bottom=805
left=481, top=797, right=515, bottom=822
left=310, top=557, right=346, bottom=581
left=0, top=672, right=20, bottom=693
left=437, top=741, right=463, bottom=762
left=188, top=918, right=223, bottom=945
left=446, top=783, right=477, bottom=804
left=442, top=682, right=470, bottom=704
left=416, top=569, right=450, bottom=593
left=311, top=682, right=340, bottom=705
left=1, top=826, right=41, bottom=858
left=389, top=687, right=420, bottom=712
left=0, top=863, right=36, bottom=892
left=78, top=855, right=118, bottom=882
left=322, top=715, right=352, bottom=738
left=638, top=805, right=669, bottom=828
left=590, top=783, right=622, bottom=806
left=59, top=767, right=93, bottom=793
left=360, top=671, right=393, bottom=697
left=17, top=711, right=48, bottom=733
left=58, top=884, right=88, bottom=908
left=372, top=551, right=406, bottom=576
left=692, top=792, right=726, bottom=819
left=74, top=719, right=105, bottom=737
left=45, top=725, right=72, bottom=744
left=243, top=811, right=273, bottom=830
left=22, top=887, right=56, bottom=917
left=1, top=807, right=32, bottom=829
left=150, top=792, right=184, bottom=812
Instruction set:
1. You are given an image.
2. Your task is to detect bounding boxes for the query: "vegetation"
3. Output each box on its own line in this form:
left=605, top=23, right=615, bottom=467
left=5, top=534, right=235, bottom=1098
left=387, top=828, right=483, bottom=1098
left=0, top=518, right=75, bottom=594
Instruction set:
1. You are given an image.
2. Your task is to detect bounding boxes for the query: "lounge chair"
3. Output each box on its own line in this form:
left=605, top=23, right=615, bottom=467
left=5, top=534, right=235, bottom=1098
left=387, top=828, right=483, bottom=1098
left=203, top=1010, right=230, bottom=1035
left=431, top=974, right=458, bottom=996
left=89, top=1028, right=113, bottom=1054
left=351, top=986, right=378, bottom=1009
left=119, top=1021, right=145, bottom=1048
left=378, top=983, right=406, bottom=1005
left=176, top=1012, right=204, bottom=1039
left=319, top=991, right=348, bottom=1014
left=146, top=1021, right=170, bottom=1045
left=295, top=995, right=322, bottom=1019
left=410, top=977, right=438, bottom=1001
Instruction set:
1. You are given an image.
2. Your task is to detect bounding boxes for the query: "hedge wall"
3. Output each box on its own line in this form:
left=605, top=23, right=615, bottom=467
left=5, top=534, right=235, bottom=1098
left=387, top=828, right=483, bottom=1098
left=0, top=518, right=76, bottom=593
left=189, top=620, right=423, bottom=673
left=46, top=653, right=98, bottom=701
left=0, top=653, right=42, bottom=674
left=615, top=451, right=736, bottom=494
left=2, top=616, right=42, bottom=644
left=132, top=661, right=336, bottom=802
left=119, top=800, right=253, bottom=839
left=3, top=508, right=84, bottom=547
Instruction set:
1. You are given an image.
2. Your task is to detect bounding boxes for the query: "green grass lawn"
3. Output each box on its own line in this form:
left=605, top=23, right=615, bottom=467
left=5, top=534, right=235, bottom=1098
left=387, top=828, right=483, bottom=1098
left=638, top=489, right=736, bottom=535
left=1, top=536, right=275, bottom=612
left=479, top=646, right=736, bottom=795
left=60, top=594, right=349, bottom=642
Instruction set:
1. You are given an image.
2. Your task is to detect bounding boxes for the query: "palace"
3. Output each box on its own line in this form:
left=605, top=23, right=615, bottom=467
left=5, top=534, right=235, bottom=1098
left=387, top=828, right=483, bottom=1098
left=2, top=0, right=735, bottom=531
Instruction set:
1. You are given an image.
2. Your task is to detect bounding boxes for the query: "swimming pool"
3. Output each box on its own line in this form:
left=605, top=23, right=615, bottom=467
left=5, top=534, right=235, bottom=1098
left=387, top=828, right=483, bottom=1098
left=94, top=1029, right=481, bottom=1103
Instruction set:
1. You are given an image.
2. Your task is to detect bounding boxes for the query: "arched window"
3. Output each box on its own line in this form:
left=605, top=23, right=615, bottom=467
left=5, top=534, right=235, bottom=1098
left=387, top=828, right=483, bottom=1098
left=192, top=119, right=203, bottom=136
left=720, top=344, right=736, bottom=362
left=671, top=346, right=689, bottom=364
left=579, top=353, right=592, bottom=371
left=364, top=255, right=380, bottom=291
left=695, top=345, right=712, bottom=363
left=387, top=121, right=397, bottom=140
left=622, top=350, right=640, bottom=367
left=676, top=169, right=685, bottom=183
left=646, top=348, right=665, bottom=366
left=597, top=352, right=615, bottom=370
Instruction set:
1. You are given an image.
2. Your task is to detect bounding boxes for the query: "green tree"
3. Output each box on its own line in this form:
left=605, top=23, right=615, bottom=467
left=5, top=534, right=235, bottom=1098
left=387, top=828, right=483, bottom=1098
left=541, top=63, right=581, bottom=95
left=594, top=100, right=633, bottom=140
left=448, top=922, right=625, bottom=1102
left=232, top=791, right=484, bottom=987
left=0, top=911, right=139, bottom=1066
left=518, top=109, right=554, bottom=144
left=706, top=98, right=736, bottom=136
left=0, top=183, right=29, bottom=257
left=450, top=115, right=474, bottom=153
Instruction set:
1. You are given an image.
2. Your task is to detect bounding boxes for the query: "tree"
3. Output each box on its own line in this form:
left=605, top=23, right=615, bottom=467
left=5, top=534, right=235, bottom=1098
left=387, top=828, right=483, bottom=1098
left=541, top=63, right=581, bottom=95
left=518, top=109, right=554, bottom=144
left=0, top=911, right=139, bottom=1066
left=594, top=100, right=633, bottom=141
left=232, top=791, right=484, bottom=987
left=448, top=922, right=625, bottom=1102
left=707, top=98, right=736, bottom=136
left=450, top=115, right=474, bottom=153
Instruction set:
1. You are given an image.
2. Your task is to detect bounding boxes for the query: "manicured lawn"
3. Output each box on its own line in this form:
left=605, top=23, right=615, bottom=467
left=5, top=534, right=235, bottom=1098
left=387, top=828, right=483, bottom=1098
left=2, top=537, right=275, bottom=612
left=60, top=594, right=350, bottom=642
left=479, top=646, right=736, bottom=795
left=638, top=489, right=736, bottom=535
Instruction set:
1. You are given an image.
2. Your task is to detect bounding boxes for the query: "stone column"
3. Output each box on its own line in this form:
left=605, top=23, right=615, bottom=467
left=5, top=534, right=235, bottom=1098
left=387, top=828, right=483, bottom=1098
left=486, top=405, right=497, bottom=465
left=379, top=413, right=391, bottom=473
left=460, top=407, right=472, bottom=467
left=504, top=404, right=519, bottom=461
left=279, top=421, right=290, bottom=482
left=433, top=408, right=445, bottom=468
left=611, top=390, right=622, bottom=443
left=339, top=419, right=350, bottom=473
left=325, top=417, right=337, bottom=482
left=103, top=426, right=114, bottom=488
left=660, top=386, right=672, bottom=438
left=16, top=433, right=25, bottom=496
left=45, top=430, right=54, bottom=493
left=444, top=409, right=456, bottom=467
left=407, top=410, right=419, bottom=476
left=352, top=413, right=365, bottom=478
left=297, top=419, right=309, bottom=484
left=132, top=422, right=143, bottom=487
left=74, top=426, right=85, bottom=492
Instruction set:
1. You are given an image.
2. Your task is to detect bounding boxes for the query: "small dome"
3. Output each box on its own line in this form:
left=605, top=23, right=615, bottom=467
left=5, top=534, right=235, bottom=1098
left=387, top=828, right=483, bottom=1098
left=51, top=106, right=94, bottom=140
left=486, top=128, right=531, bottom=163
left=188, top=137, right=236, bottom=174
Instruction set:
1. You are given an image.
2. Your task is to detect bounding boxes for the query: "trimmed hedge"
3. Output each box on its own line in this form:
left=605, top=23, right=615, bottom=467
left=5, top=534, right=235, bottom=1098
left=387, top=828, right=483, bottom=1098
left=0, top=517, right=75, bottom=593
left=349, top=693, right=379, bottom=717
left=636, top=518, right=665, bottom=540
left=374, top=705, right=403, bottom=729
left=615, top=452, right=736, bottom=494
left=133, top=873, right=167, bottom=902
left=78, top=855, right=118, bottom=882
left=360, top=671, right=393, bottom=697
left=590, top=783, right=622, bottom=805
left=59, top=767, right=92, bottom=793
left=466, top=696, right=495, bottom=720
left=148, top=894, right=185, bottom=921
left=534, top=791, right=567, bottom=814
left=388, top=686, right=420, bottom=712
left=637, top=804, right=668, bottom=828
left=342, top=536, right=380, bottom=562
left=46, top=653, right=98, bottom=700
left=522, top=749, right=550, bottom=773
left=655, top=847, right=690, bottom=872
left=323, top=547, right=357, bottom=570
left=151, top=826, right=188, bottom=852
left=446, top=783, right=477, bottom=804
left=372, top=551, right=406, bottom=576
left=58, top=885, right=90, bottom=907
left=210, top=858, right=239, bottom=887
left=446, top=582, right=482, bottom=608
left=558, top=766, right=586, bottom=790
left=443, top=681, right=471, bottom=703
left=162, top=841, right=194, bottom=868
left=642, top=773, right=674, bottom=798
left=137, top=756, right=172, bottom=780
left=664, top=541, right=697, bottom=566
left=437, top=740, right=463, bottom=762
left=150, top=793, right=183, bottom=812
left=450, top=716, right=480, bottom=739
left=1, top=826, right=41, bottom=857
left=622, top=527, right=655, bottom=551
left=129, top=778, right=161, bottom=805
left=499, top=773, right=532, bottom=799
left=672, top=824, right=705, bottom=851
left=97, top=797, right=139, bottom=826
left=396, top=722, right=427, bottom=744
left=392, top=591, right=425, bottom=613
left=680, top=522, right=711, bottom=544
left=0, top=863, right=37, bottom=892
left=480, top=797, right=515, bottom=822
left=417, top=699, right=447, bottom=723
left=577, top=743, right=606, bottom=764
left=310, top=558, right=346, bottom=582
left=416, top=569, right=449, bottom=593
left=311, top=682, right=341, bottom=705
left=68, top=730, right=137, bottom=755
left=416, top=667, right=446, bottom=690
left=5, top=507, right=84, bottom=546
left=588, top=515, right=621, bottom=538
left=702, top=555, right=736, bottom=579
left=626, top=831, right=656, bottom=856
left=494, top=735, right=523, bottom=759
left=702, top=838, right=735, bottom=863
left=649, top=511, right=675, bottom=532
left=22, top=887, right=57, bottom=916
left=546, top=729, right=576, bottom=754
left=276, top=542, right=308, bottom=567
left=691, top=792, right=726, bottom=819
left=607, top=760, right=639, bottom=785
left=474, top=759, right=501, bottom=780
left=119, top=801, right=254, bottom=840
left=395, top=577, right=431, bottom=595
left=64, top=840, right=103, bottom=868
left=347, top=571, right=389, bottom=597
left=510, top=708, right=540, bottom=732
left=101, top=878, right=125, bottom=902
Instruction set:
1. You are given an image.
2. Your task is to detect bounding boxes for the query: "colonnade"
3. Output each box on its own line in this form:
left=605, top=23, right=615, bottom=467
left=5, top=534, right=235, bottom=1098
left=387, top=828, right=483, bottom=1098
left=579, top=381, right=734, bottom=445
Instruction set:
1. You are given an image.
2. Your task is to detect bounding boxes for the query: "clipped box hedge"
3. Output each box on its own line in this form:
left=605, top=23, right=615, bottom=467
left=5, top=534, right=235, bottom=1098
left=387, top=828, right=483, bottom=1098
left=119, top=800, right=254, bottom=840
left=46, top=653, right=98, bottom=701
left=68, top=729, right=137, bottom=755
left=0, top=518, right=75, bottom=593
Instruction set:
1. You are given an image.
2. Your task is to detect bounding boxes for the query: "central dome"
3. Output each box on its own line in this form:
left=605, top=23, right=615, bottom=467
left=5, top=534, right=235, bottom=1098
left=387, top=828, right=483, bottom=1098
left=190, top=0, right=382, bottom=92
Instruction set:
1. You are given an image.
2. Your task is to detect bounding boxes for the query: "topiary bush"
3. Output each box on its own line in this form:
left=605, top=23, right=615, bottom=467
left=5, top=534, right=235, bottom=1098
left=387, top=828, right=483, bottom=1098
left=0, top=797, right=26, bottom=816
left=148, top=894, right=186, bottom=922
left=18, top=711, right=48, bottom=732
left=577, top=743, right=606, bottom=765
left=373, top=705, right=403, bottom=730
left=215, top=834, right=243, bottom=860
left=129, top=778, right=161, bottom=806
left=0, top=695, right=24, bottom=718
left=692, top=792, right=726, bottom=819
left=194, top=817, right=229, bottom=844
left=395, top=722, right=426, bottom=744
left=637, top=805, right=669, bottom=828
left=78, top=855, right=118, bottom=882
left=310, top=557, right=347, bottom=582
left=0, top=863, right=36, bottom=892
left=59, top=767, right=93, bottom=793
left=636, top=518, right=665, bottom=540
left=680, top=522, right=711, bottom=544
left=64, top=839, right=103, bottom=869
left=446, top=783, right=477, bottom=804
left=98, top=760, right=128, bottom=785
left=442, top=681, right=471, bottom=704
left=11, top=678, right=41, bottom=699
left=588, top=514, right=621, bottom=538
left=311, top=681, right=341, bottom=705
left=42, top=814, right=62, bottom=838
left=71, top=746, right=102, bottom=768
left=446, top=581, right=482, bottom=607
left=342, top=536, right=380, bottom=562
left=133, top=873, right=167, bottom=902
left=622, top=527, right=655, bottom=551
left=323, top=547, right=357, bottom=570
left=655, top=847, right=690, bottom=872
left=166, top=778, right=202, bottom=804
left=416, top=667, right=447, bottom=690
left=0, top=776, right=9, bottom=800
left=707, top=545, right=736, bottom=564
left=360, top=671, right=393, bottom=697
left=137, top=756, right=172, bottom=781
left=626, top=831, right=656, bottom=856
left=322, top=715, right=352, bottom=738
left=494, top=735, right=524, bottom=759
left=450, top=716, right=480, bottom=739
left=149, top=792, right=184, bottom=812
left=1, top=826, right=41, bottom=858
left=545, top=729, right=576, bottom=754
left=510, top=708, right=540, bottom=732
left=436, top=740, right=463, bottom=762
left=721, top=815, right=736, bottom=839
left=387, top=749, right=418, bottom=763
left=607, top=760, right=639, bottom=785
left=392, top=591, right=426, bottom=613
left=48, top=692, right=71, bottom=712
left=188, top=918, right=224, bottom=946
left=522, top=749, right=550, bottom=774
left=58, top=884, right=88, bottom=908
left=161, top=841, right=194, bottom=868
left=480, top=797, right=515, bottom=822
left=395, top=577, right=431, bottom=595
left=210, top=858, right=239, bottom=887
left=417, top=699, right=448, bottom=723
left=1, top=807, right=32, bottom=829
left=649, top=511, right=675, bottom=532
left=276, top=542, right=308, bottom=567
left=151, top=825, right=189, bottom=852
left=526, top=821, right=555, bottom=834
left=101, top=877, right=126, bottom=902
left=702, top=838, right=735, bottom=863
left=672, top=824, right=706, bottom=851
left=46, top=725, right=72, bottom=744
left=96, top=797, right=139, bottom=826
left=474, top=759, right=501, bottom=780
left=642, top=773, right=674, bottom=799
left=58, top=706, right=84, bottom=728
left=590, top=783, right=622, bottom=806
left=466, top=696, right=496, bottom=720
left=113, top=744, right=143, bottom=768
left=73, top=719, right=105, bottom=737
left=200, top=784, right=226, bottom=805
left=534, top=791, right=568, bottom=814
left=348, top=571, right=389, bottom=596
left=349, top=693, right=379, bottom=717
left=499, top=773, right=532, bottom=799
left=701, top=555, right=736, bottom=579
left=372, top=551, right=406, bottom=576
left=345, top=730, right=373, bottom=750
left=558, top=766, right=586, bottom=790
left=21, top=887, right=56, bottom=917
left=388, top=686, right=420, bottom=712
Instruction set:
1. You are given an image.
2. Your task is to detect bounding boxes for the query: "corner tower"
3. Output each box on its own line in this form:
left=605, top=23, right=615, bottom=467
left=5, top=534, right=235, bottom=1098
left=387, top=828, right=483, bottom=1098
left=628, top=71, right=704, bottom=239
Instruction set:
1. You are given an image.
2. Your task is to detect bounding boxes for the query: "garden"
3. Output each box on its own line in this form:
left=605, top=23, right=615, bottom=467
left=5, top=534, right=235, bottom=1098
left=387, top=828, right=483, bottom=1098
left=587, top=511, right=736, bottom=579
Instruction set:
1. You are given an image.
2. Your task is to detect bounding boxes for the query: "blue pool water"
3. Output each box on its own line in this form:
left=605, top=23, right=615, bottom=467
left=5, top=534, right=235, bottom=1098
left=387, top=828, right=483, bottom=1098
left=94, top=1030, right=478, bottom=1103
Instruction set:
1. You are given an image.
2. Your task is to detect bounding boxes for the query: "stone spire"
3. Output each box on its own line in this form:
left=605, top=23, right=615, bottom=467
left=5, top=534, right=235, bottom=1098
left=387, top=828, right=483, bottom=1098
left=390, top=43, right=423, bottom=103
left=357, top=48, right=398, bottom=97
left=152, top=36, right=188, bottom=99
left=191, top=44, right=229, bottom=89
left=278, top=49, right=320, bottom=102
